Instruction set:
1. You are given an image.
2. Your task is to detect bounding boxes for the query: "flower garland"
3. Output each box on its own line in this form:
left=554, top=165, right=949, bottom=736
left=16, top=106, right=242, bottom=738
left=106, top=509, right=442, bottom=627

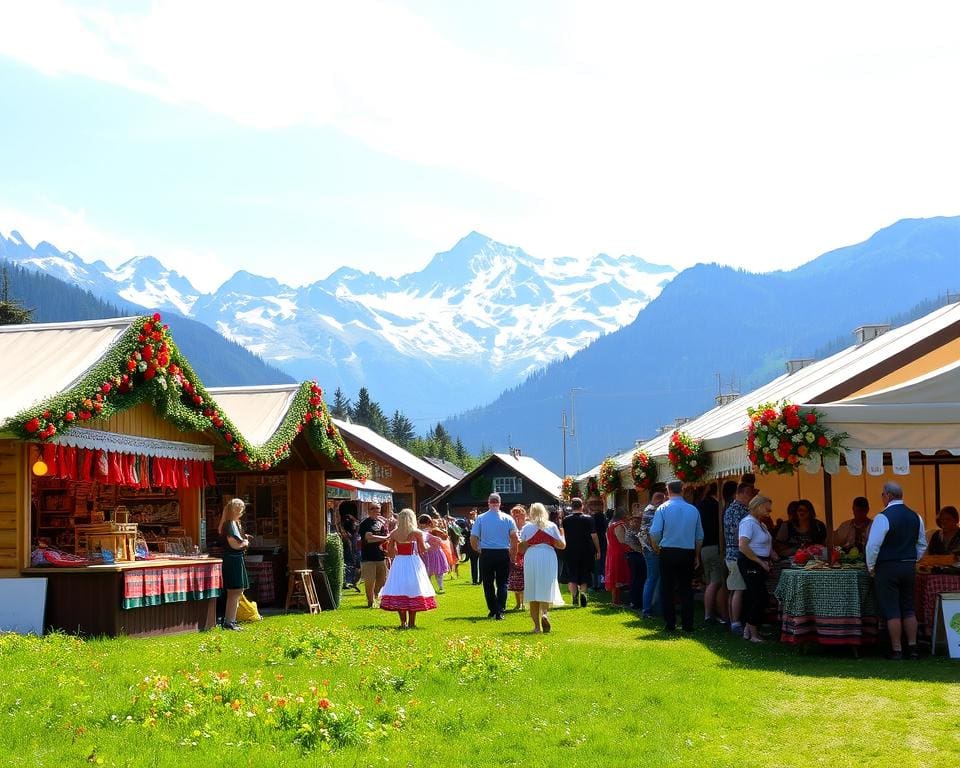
left=598, top=457, right=621, bottom=495
left=746, top=400, right=847, bottom=475
left=561, top=475, right=575, bottom=502
left=6, top=314, right=367, bottom=480
left=667, top=430, right=709, bottom=482
left=630, top=450, right=658, bottom=491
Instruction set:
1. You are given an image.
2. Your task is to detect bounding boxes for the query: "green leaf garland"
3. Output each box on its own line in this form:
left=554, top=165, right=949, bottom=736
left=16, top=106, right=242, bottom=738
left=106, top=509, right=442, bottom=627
left=4, top=314, right=367, bottom=480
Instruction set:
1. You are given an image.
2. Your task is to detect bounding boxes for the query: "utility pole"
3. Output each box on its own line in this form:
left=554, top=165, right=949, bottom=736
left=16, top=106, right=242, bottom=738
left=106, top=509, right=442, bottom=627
left=569, top=387, right=584, bottom=475
left=558, top=410, right=568, bottom=477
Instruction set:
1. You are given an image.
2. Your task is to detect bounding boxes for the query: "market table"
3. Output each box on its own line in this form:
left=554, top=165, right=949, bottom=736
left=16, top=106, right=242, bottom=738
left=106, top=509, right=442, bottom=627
left=23, top=557, right=222, bottom=637
left=915, top=572, right=960, bottom=638
left=774, top=566, right=879, bottom=646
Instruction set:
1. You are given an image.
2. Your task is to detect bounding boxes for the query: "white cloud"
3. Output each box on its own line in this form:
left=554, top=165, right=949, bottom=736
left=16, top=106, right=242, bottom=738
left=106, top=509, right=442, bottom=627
left=0, top=200, right=233, bottom=292
left=1, top=1, right=959, bottom=277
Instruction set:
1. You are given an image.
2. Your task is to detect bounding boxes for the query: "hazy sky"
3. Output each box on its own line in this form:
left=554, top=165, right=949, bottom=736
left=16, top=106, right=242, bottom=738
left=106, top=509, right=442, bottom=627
left=1, top=0, right=959, bottom=292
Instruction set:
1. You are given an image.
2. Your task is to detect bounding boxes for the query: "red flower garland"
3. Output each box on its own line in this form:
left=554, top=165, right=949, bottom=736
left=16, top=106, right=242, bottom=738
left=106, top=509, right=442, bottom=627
left=747, top=400, right=846, bottom=475
left=631, top=450, right=658, bottom=491
left=598, top=457, right=621, bottom=495
left=667, top=430, right=709, bottom=482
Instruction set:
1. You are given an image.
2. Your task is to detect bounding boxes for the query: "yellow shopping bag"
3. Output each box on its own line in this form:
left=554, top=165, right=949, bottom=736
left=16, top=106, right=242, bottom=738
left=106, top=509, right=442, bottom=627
left=237, top=593, right=262, bottom=622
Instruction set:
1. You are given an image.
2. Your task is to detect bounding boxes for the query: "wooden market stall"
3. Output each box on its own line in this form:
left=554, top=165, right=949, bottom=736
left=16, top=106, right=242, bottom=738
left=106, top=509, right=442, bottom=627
left=1, top=319, right=366, bottom=633
left=331, top=418, right=456, bottom=513
left=205, top=386, right=369, bottom=602
left=0, top=318, right=221, bottom=637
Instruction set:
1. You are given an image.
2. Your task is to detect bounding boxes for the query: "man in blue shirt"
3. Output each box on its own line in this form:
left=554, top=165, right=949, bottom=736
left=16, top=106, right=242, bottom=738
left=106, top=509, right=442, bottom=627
left=470, top=493, right=520, bottom=620
left=650, top=481, right=704, bottom=632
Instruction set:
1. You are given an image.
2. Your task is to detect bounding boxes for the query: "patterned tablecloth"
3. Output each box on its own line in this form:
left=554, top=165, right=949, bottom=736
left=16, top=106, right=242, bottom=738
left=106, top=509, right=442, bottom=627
left=774, top=566, right=878, bottom=646
left=123, top=561, right=223, bottom=609
left=915, top=573, right=960, bottom=636
left=245, top=561, right=276, bottom=605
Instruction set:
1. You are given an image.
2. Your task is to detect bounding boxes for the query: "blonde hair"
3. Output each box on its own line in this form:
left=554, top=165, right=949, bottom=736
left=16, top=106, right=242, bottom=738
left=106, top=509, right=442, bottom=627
left=748, top=494, right=772, bottom=516
left=528, top=502, right=549, bottom=530
left=218, top=498, right=245, bottom=535
left=395, top=508, right=417, bottom=540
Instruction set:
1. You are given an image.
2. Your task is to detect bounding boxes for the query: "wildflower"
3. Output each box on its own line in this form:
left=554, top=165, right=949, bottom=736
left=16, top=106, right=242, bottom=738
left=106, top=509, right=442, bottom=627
left=231, top=699, right=241, bottom=711
left=318, top=698, right=331, bottom=710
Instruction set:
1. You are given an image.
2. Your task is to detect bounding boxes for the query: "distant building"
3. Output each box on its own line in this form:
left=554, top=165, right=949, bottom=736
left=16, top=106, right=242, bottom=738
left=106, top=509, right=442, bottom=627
left=422, top=456, right=468, bottom=480
left=429, top=450, right=562, bottom=517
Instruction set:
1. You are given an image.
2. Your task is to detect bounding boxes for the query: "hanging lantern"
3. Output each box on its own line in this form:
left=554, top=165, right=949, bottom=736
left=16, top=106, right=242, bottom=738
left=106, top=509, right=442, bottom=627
left=31, top=446, right=48, bottom=476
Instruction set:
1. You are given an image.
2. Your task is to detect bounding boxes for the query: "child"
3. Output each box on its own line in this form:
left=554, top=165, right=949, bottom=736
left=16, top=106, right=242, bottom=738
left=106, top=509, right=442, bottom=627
left=418, top=513, right=450, bottom=592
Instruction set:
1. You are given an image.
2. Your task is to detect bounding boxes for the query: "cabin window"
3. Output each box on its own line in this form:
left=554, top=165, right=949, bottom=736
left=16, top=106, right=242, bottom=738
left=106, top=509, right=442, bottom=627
left=493, top=477, right=522, bottom=495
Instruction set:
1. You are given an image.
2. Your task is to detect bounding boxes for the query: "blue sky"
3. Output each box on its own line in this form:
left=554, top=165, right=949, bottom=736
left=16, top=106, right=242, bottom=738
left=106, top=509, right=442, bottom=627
left=1, top=1, right=959, bottom=291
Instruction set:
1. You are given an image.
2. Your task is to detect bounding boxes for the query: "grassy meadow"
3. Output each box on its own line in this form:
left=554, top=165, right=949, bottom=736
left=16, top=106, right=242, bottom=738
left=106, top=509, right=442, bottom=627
left=1, top=575, right=958, bottom=768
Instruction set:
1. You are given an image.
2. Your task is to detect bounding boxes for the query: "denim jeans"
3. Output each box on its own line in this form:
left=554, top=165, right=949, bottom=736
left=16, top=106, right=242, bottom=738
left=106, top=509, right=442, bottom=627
left=642, top=550, right=661, bottom=614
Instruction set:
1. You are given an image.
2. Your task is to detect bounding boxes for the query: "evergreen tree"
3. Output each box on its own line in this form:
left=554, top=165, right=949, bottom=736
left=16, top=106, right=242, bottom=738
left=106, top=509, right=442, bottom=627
left=331, top=387, right=351, bottom=419
left=351, top=387, right=388, bottom=435
left=389, top=410, right=416, bottom=448
left=454, top=436, right=469, bottom=467
left=0, top=265, right=33, bottom=325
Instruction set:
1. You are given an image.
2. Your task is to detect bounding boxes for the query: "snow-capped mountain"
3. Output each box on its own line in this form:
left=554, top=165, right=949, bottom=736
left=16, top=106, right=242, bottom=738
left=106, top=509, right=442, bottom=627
left=0, top=230, right=199, bottom=316
left=1, top=228, right=677, bottom=418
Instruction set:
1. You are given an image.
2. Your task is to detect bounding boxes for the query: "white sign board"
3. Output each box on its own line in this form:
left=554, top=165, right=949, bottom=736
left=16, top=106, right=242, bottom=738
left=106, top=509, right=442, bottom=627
left=933, top=592, right=960, bottom=659
left=0, top=578, right=47, bottom=635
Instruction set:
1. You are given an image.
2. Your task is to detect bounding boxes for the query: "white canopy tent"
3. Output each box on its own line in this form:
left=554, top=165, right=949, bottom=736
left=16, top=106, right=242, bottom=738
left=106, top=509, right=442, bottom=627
left=611, top=301, right=960, bottom=480
left=814, top=358, right=960, bottom=468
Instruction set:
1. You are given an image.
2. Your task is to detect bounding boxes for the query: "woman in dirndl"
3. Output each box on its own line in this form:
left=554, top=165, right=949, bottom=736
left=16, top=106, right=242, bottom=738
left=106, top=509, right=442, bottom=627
left=380, top=509, right=437, bottom=629
left=218, top=498, right=250, bottom=631
left=507, top=504, right=529, bottom=611
left=519, top=503, right=566, bottom=633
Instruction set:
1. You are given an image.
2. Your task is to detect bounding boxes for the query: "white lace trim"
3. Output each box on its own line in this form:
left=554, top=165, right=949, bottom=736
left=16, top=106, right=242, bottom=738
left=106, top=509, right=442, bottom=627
left=49, top=427, right=214, bottom=460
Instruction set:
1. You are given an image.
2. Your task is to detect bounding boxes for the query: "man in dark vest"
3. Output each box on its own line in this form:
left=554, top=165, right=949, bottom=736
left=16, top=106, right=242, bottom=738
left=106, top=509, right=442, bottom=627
left=865, top=481, right=928, bottom=659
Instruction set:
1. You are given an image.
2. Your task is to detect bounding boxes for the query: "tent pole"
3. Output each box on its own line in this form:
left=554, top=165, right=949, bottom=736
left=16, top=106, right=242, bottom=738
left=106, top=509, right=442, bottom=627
left=823, top=471, right=834, bottom=545
left=934, top=463, right=941, bottom=514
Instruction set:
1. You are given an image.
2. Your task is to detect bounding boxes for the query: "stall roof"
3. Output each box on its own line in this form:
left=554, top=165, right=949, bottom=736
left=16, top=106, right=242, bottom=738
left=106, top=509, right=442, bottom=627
left=327, top=477, right=394, bottom=493
left=332, top=419, right=457, bottom=490
left=327, top=476, right=395, bottom=503
left=813, top=359, right=960, bottom=453
left=205, top=384, right=300, bottom=445
left=0, top=317, right=136, bottom=425
left=615, top=301, right=960, bottom=474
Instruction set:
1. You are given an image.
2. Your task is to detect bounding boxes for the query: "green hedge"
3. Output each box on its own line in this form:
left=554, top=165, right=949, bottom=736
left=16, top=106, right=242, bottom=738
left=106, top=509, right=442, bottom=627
left=324, top=533, right=344, bottom=609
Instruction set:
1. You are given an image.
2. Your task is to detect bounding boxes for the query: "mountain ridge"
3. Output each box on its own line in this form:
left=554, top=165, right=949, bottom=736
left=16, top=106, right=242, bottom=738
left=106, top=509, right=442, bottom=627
left=443, top=216, right=960, bottom=472
left=1, top=229, right=677, bottom=419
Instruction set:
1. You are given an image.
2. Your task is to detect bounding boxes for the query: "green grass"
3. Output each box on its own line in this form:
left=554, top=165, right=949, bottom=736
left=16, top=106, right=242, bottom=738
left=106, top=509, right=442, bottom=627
left=1, top=576, right=959, bottom=767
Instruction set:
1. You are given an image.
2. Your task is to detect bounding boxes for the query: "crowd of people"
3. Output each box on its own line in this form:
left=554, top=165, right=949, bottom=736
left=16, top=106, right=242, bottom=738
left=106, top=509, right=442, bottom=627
left=316, top=480, right=958, bottom=655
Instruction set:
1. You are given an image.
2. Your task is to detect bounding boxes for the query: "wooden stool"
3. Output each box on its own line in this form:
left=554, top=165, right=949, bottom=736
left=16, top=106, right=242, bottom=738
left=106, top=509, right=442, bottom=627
left=285, top=570, right=321, bottom=614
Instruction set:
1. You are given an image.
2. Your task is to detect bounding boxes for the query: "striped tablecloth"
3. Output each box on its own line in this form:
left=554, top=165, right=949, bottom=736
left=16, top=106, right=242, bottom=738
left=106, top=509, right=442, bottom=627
left=774, top=566, right=878, bottom=646
left=915, top=573, right=960, bottom=637
left=123, top=561, right=223, bottom=609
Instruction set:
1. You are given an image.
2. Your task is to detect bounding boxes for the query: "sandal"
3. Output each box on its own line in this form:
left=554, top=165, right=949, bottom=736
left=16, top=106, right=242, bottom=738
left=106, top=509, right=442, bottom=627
left=541, top=615, right=551, bottom=633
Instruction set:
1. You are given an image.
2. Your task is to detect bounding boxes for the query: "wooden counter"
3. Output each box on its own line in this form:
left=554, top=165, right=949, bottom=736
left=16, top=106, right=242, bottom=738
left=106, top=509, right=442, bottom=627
left=22, top=558, right=223, bottom=638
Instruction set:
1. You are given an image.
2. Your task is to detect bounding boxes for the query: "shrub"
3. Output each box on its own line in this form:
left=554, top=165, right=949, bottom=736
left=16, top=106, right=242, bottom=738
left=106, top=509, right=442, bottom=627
left=324, top=533, right=344, bottom=609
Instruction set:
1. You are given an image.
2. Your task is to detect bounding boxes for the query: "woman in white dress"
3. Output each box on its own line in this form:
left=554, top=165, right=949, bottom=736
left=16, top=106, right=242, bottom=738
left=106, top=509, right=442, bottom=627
left=379, top=508, right=437, bottom=629
left=519, top=502, right=566, bottom=633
